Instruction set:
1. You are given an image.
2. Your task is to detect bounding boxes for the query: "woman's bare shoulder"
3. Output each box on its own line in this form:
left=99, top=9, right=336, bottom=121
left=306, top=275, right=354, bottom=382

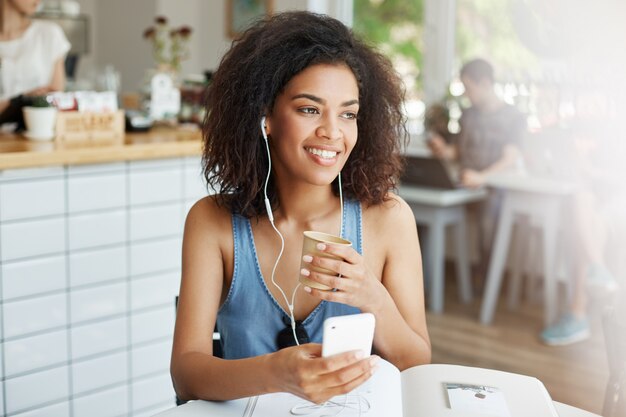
left=363, top=192, right=415, bottom=225
left=362, top=192, right=417, bottom=243
left=185, top=195, right=233, bottom=237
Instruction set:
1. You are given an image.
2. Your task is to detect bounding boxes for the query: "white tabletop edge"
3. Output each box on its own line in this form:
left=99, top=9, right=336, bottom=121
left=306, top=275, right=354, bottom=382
left=398, top=184, right=488, bottom=207
left=485, top=173, right=577, bottom=195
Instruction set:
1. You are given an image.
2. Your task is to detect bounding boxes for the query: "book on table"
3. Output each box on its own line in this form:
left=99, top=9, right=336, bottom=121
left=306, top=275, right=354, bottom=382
left=158, top=359, right=559, bottom=417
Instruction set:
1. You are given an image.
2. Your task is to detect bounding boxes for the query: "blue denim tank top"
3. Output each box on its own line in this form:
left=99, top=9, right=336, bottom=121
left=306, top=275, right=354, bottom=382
left=216, top=199, right=362, bottom=359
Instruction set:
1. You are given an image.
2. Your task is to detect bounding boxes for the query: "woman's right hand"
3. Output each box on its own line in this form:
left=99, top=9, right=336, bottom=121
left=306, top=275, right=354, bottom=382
left=269, top=343, right=378, bottom=404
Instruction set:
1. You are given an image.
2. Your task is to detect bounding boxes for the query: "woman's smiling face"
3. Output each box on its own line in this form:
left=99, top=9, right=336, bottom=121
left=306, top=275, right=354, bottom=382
left=266, top=63, right=359, bottom=187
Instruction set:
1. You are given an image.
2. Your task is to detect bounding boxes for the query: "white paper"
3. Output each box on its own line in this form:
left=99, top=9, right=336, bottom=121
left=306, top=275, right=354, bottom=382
left=249, top=359, right=403, bottom=417
left=445, top=383, right=511, bottom=417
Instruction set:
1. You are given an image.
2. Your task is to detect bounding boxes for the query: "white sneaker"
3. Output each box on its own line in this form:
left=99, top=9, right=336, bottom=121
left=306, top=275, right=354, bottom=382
left=541, top=314, right=591, bottom=346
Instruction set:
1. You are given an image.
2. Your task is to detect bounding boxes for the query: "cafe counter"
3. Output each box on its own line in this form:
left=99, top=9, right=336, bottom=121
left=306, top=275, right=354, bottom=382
left=0, top=128, right=205, bottom=416
left=0, top=127, right=202, bottom=170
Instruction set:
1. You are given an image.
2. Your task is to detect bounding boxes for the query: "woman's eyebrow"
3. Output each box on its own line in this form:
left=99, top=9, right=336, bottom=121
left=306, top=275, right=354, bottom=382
left=292, top=93, right=359, bottom=107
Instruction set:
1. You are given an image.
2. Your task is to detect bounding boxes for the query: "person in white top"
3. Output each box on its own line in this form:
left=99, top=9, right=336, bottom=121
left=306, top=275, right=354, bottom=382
left=0, top=0, right=70, bottom=124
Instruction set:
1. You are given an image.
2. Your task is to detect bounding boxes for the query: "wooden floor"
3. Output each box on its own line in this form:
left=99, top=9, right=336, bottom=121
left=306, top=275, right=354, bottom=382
left=426, top=271, right=610, bottom=415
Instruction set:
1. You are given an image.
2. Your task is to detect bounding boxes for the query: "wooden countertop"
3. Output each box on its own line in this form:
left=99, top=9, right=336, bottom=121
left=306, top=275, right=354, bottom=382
left=0, top=127, right=203, bottom=170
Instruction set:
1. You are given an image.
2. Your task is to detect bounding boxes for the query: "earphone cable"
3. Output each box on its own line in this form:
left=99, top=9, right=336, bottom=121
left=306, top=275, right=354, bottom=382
left=338, top=172, right=344, bottom=238
left=261, top=121, right=367, bottom=417
left=262, top=125, right=301, bottom=345
left=262, top=118, right=344, bottom=346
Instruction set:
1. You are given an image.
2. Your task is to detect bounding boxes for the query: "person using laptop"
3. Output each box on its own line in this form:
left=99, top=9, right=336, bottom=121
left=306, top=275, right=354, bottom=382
left=427, top=58, right=526, bottom=267
left=427, top=58, right=525, bottom=188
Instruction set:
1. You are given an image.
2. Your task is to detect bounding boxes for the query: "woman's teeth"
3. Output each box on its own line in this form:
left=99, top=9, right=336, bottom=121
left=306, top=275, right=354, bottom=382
left=306, top=148, right=337, bottom=159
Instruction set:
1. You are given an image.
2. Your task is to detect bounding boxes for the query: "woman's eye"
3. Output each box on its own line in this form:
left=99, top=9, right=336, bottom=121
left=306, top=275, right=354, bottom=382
left=299, top=107, right=319, bottom=115
left=342, top=112, right=358, bottom=120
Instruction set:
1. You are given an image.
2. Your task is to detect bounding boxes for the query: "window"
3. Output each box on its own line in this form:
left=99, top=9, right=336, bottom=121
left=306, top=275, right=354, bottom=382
left=452, top=0, right=541, bottom=131
left=353, top=0, right=426, bottom=134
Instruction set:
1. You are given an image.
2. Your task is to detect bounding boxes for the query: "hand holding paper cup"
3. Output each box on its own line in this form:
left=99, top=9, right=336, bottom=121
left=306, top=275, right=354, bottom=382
left=300, top=231, right=352, bottom=291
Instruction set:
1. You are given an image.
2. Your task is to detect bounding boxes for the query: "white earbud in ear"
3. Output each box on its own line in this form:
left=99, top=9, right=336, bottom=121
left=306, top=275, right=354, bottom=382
left=261, top=116, right=268, bottom=140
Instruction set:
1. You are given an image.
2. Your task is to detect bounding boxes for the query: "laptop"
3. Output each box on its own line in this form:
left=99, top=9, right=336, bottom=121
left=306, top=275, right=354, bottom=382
left=401, top=155, right=461, bottom=190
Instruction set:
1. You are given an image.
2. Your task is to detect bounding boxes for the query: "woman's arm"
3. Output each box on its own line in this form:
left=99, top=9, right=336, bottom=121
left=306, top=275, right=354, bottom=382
left=302, top=194, right=431, bottom=371
left=171, top=197, right=376, bottom=403
left=48, top=56, right=67, bottom=92
left=19, top=55, right=66, bottom=97
left=367, top=195, right=431, bottom=369
left=170, top=197, right=262, bottom=401
left=19, top=56, right=68, bottom=98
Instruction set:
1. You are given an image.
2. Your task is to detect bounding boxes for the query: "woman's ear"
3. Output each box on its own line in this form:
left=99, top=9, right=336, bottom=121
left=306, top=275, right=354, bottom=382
left=263, top=116, right=271, bottom=137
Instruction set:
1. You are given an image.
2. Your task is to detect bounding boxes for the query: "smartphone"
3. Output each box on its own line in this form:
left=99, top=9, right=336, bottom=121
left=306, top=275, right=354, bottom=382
left=322, top=313, right=375, bottom=358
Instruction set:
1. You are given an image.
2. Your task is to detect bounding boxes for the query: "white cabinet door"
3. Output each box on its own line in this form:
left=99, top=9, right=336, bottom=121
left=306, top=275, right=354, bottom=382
left=3, top=293, right=67, bottom=339
left=1, top=217, right=66, bottom=261
left=71, top=351, right=128, bottom=395
left=5, top=366, right=69, bottom=414
left=0, top=178, right=65, bottom=221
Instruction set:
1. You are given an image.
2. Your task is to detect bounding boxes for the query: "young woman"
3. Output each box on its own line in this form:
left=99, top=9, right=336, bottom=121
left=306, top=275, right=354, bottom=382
left=171, top=11, right=431, bottom=405
left=0, top=0, right=69, bottom=123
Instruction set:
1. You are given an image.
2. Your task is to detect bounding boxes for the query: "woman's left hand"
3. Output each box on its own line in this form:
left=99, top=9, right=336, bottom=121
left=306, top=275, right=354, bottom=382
left=301, top=243, right=387, bottom=312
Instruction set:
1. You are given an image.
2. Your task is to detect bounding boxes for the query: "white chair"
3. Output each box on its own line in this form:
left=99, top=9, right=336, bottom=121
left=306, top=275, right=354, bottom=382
left=479, top=184, right=571, bottom=325
left=400, top=186, right=486, bottom=313
left=505, top=216, right=573, bottom=311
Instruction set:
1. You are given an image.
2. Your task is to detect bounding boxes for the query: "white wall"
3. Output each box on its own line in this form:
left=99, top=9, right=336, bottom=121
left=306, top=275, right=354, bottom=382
left=156, top=0, right=205, bottom=78
left=71, top=0, right=312, bottom=93
left=95, top=0, right=156, bottom=92
left=73, top=0, right=97, bottom=81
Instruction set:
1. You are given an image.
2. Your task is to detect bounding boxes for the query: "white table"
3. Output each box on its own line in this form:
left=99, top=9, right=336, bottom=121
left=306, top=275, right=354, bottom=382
left=153, top=398, right=601, bottom=417
left=399, top=185, right=487, bottom=313
left=480, top=173, right=577, bottom=325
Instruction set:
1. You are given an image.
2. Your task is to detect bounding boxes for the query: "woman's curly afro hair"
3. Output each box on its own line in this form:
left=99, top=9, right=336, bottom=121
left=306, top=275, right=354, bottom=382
left=202, top=11, right=407, bottom=217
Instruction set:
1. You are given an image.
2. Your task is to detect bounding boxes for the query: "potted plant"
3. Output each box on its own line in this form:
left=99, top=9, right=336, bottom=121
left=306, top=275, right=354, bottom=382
left=22, top=96, right=58, bottom=141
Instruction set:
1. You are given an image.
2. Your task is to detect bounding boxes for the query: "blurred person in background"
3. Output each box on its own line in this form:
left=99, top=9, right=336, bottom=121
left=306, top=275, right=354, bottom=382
left=428, top=58, right=525, bottom=188
left=428, top=58, right=526, bottom=268
left=537, top=88, right=621, bottom=345
left=0, top=0, right=70, bottom=129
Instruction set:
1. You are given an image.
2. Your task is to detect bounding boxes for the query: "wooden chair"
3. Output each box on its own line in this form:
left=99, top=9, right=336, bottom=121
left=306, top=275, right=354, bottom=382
left=602, top=305, right=626, bottom=417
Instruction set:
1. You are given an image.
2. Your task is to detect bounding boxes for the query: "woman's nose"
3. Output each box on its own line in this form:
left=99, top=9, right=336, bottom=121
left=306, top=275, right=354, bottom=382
left=315, top=117, right=342, bottom=140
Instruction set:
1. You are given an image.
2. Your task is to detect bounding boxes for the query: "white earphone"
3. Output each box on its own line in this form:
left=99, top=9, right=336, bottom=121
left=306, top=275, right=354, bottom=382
left=261, top=116, right=300, bottom=344
left=261, top=116, right=268, bottom=138
left=260, top=115, right=344, bottom=347
left=261, top=117, right=275, bottom=221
